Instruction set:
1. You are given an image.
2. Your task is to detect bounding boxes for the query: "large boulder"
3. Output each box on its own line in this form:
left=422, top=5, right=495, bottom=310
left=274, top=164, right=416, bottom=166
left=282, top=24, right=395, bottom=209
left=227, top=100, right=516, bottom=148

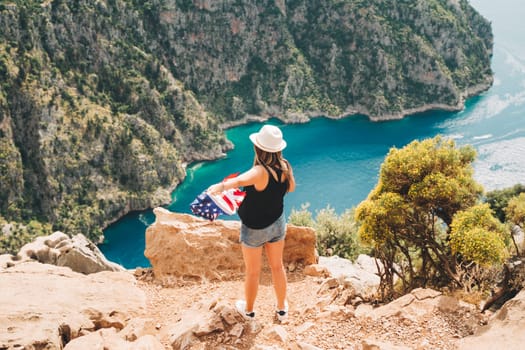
left=311, top=255, right=381, bottom=300
left=0, top=261, right=146, bottom=349
left=15, top=231, right=124, bottom=274
left=456, top=288, right=525, bottom=350
left=144, top=208, right=317, bottom=283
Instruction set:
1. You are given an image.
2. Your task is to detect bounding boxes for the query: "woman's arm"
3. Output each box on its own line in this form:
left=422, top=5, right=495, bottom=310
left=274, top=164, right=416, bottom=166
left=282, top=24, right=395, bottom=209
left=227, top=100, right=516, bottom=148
left=285, top=160, right=296, bottom=193
left=207, top=166, right=266, bottom=194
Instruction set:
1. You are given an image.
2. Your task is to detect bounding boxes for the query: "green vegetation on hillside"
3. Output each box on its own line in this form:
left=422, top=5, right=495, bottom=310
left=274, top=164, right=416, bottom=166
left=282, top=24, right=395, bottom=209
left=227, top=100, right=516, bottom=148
left=0, top=0, right=493, bottom=253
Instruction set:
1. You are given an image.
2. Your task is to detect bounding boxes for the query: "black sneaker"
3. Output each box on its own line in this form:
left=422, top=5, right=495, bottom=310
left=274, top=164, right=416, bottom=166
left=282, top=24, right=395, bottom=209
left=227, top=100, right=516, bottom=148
left=276, top=300, right=288, bottom=322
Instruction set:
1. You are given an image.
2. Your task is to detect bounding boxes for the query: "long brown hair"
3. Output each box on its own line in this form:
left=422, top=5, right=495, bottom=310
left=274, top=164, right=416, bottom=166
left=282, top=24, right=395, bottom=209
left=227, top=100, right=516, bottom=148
left=253, top=146, right=291, bottom=184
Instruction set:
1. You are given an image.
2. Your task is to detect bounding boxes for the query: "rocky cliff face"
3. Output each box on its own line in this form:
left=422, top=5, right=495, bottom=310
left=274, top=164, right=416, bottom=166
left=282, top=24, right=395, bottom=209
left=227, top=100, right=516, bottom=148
left=149, top=0, right=493, bottom=120
left=0, top=0, right=231, bottom=247
left=0, top=0, right=493, bottom=250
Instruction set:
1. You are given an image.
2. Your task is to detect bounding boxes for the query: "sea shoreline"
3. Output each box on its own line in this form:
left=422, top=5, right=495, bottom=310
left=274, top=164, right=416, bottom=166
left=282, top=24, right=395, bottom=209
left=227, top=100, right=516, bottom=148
left=220, top=78, right=494, bottom=127
left=100, top=79, right=494, bottom=236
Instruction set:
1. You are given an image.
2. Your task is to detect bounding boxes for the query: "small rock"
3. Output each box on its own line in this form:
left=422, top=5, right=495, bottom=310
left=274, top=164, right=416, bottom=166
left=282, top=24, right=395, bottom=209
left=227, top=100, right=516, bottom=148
left=296, top=321, right=315, bottom=334
left=298, top=342, right=323, bottom=350
left=303, top=264, right=330, bottom=277
left=265, top=325, right=288, bottom=343
left=229, top=323, right=244, bottom=338
left=317, top=278, right=339, bottom=294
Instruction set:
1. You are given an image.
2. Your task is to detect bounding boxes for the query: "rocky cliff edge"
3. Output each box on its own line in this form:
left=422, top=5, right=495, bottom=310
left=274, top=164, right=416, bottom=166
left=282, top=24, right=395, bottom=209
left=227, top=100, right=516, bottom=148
left=1, top=210, right=525, bottom=349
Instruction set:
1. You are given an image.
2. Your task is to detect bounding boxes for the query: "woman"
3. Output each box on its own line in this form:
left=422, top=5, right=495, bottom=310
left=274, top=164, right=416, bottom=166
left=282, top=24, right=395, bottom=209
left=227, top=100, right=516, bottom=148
left=208, top=124, right=295, bottom=321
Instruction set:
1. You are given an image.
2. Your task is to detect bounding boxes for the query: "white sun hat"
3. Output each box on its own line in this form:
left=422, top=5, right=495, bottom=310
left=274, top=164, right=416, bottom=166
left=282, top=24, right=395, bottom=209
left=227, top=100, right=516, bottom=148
left=249, top=125, right=287, bottom=153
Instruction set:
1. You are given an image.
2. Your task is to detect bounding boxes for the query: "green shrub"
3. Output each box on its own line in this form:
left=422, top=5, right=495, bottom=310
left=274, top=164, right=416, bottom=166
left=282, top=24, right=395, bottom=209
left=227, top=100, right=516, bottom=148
left=485, top=184, right=525, bottom=222
left=450, top=204, right=509, bottom=266
left=288, top=203, right=315, bottom=227
left=289, top=204, right=364, bottom=261
left=315, top=206, right=362, bottom=260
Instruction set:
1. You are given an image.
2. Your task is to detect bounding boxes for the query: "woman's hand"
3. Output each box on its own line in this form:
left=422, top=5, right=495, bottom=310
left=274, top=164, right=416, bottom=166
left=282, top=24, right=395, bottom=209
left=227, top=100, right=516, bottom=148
left=207, top=182, right=225, bottom=195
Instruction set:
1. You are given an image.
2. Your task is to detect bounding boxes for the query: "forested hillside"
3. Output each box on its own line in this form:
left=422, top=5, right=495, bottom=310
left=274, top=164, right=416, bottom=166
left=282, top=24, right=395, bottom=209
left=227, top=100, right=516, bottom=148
left=0, top=0, right=493, bottom=250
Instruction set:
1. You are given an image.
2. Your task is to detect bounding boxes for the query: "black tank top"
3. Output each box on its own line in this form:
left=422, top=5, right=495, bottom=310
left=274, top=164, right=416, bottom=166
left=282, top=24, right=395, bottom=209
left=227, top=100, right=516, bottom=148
left=237, top=165, right=288, bottom=229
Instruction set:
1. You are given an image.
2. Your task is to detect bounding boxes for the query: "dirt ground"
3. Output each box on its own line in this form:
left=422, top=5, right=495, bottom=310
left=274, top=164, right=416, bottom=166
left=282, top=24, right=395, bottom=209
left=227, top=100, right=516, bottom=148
left=135, top=266, right=487, bottom=350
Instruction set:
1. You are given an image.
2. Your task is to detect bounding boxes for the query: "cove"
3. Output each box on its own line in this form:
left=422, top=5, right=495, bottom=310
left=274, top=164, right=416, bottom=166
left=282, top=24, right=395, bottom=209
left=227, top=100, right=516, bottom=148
left=99, top=0, right=525, bottom=269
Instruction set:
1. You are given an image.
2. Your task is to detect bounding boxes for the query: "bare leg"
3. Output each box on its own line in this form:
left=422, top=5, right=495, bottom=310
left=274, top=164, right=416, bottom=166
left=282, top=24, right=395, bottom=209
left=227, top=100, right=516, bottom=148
left=241, top=244, right=263, bottom=313
left=265, top=239, right=287, bottom=310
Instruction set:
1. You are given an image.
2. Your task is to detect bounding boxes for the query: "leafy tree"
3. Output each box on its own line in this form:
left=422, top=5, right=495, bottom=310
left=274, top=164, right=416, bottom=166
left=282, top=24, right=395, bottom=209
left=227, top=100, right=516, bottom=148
left=505, top=193, right=525, bottom=228
left=485, top=184, right=525, bottom=222
left=356, top=136, right=485, bottom=299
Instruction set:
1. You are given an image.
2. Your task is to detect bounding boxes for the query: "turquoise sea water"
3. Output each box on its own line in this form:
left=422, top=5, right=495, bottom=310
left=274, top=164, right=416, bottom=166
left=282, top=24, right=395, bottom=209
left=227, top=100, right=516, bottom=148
left=99, top=0, right=525, bottom=269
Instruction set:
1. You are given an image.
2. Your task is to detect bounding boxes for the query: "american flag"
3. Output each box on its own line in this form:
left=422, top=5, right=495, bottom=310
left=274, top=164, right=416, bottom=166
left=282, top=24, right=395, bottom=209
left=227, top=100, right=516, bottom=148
left=190, top=174, right=246, bottom=221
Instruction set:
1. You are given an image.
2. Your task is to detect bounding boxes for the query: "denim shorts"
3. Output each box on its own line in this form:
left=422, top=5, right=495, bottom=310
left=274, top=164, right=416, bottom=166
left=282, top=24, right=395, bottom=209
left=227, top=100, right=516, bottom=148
left=240, top=214, right=286, bottom=248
